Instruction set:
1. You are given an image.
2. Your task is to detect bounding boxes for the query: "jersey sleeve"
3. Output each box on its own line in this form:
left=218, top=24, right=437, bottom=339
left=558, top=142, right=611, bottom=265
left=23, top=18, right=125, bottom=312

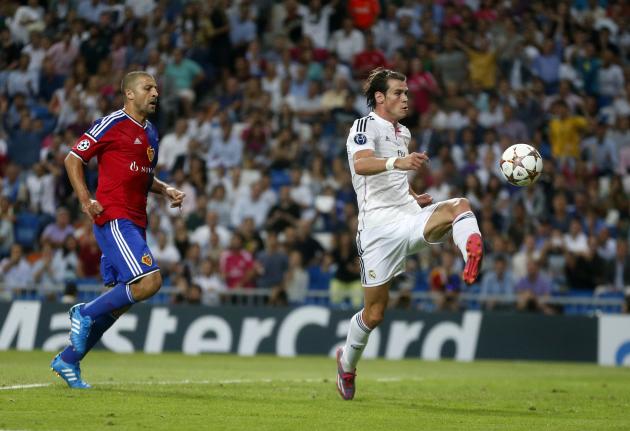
left=346, top=117, right=377, bottom=158
left=69, top=132, right=106, bottom=164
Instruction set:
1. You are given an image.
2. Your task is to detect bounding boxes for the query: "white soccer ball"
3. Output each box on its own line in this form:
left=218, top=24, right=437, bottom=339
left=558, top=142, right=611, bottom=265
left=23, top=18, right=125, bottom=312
left=499, top=143, right=543, bottom=187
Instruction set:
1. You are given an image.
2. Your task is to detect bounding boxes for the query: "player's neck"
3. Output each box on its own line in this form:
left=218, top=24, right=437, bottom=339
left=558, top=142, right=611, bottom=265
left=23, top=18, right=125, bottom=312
left=123, top=107, right=147, bottom=125
left=373, top=109, right=399, bottom=127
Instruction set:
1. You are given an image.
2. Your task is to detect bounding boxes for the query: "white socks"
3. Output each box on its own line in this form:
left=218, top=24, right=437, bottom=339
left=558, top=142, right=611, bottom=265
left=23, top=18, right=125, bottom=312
left=341, top=309, right=372, bottom=372
left=452, top=211, right=481, bottom=262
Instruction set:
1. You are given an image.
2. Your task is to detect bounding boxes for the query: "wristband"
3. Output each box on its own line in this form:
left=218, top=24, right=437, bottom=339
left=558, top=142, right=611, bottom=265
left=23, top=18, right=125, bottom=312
left=385, top=157, right=397, bottom=171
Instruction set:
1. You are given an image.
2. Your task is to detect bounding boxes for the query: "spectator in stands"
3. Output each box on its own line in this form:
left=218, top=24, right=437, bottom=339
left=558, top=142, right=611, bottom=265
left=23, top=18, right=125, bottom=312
left=329, top=17, right=364, bottom=65
left=581, top=120, right=618, bottom=175
left=294, top=219, right=324, bottom=267
left=32, top=241, right=62, bottom=288
left=206, top=111, right=244, bottom=169
left=429, top=250, right=462, bottom=312
left=231, top=182, right=272, bottom=229
left=495, top=105, right=529, bottom=143
left=158, top=118, right=189, bottom=173
left=220, top=232, right=256, bottom=290
left=191, top=210, right=231, bottom=253
left=565, top=235, right=608, bottom=291
left=599, top=239, right=630, bottom=293
left=347, top=0, right=380, bottom=31
left=0, top=196, right=14, bottom=258
left=77, top=231, right=101, bottom=279
left=407, top=57, right=440, bottom=117
left=40, top=207, right=74, bottom=248
left=46, top=29, right=79, bottom=77
left=515, top=258, right=554, bottom=314
left=352, top=31, right=387, bottom=80
left=151, top=231, right=181, bottom=277
left=0, top=243, right=32, bottom=298
left=597, top=49, right=625, bottom=106
left=6, top=54, right=38, bottom=98
left=165, top=48, right=204, bottom=116
left=255, top=230, right=289, bottom=304
left=329, top=230, right=362, bottom=309
left=265, top=185, right=301, bottom=233
left=185, top=194, right=208, bottom=232
left=8, top=0, right=45, bottom=45
left=563, top=218, right=589, bottom=256
left=238, top=217, right=264, bottom=255
left=480, top=254, right=515, bottom=311
left=284, top=249, right=308, bottom=304
left=229, top=1, right=257, bottom=56
left=531, top=39, right=561, bottom=94
left=193, top=257, right=226, bottom=306
left=456, top=35, right=497, bottom=91
left=549, top=100, right=588, bottom=161
left=207, top=183, right=231, bottom=227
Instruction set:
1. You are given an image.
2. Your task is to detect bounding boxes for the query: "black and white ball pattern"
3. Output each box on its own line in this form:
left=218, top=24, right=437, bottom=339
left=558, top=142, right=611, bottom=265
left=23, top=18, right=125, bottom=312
left=499, top=144, right=543, bottom=186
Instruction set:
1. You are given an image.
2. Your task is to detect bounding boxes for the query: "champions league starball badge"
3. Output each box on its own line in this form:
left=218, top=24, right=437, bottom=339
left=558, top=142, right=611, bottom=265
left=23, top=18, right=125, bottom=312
left=354, top=133, right=367, bottom=145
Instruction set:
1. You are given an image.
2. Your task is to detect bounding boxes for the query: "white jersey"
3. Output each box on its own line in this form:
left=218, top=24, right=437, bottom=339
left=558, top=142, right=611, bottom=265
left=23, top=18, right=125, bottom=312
left=346, top=111, right=420, bottom=229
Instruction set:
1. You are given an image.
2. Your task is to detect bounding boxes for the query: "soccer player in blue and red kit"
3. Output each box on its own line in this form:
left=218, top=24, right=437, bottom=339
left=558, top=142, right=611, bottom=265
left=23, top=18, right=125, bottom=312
left=51, top=71, right=185, bottom=388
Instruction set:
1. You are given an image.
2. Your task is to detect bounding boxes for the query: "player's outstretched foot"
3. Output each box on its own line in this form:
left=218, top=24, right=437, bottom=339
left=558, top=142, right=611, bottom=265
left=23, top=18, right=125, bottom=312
left=69, top=303, right=93, bottom=355
left=463, top=233, right=483, bottom=285
left=336, top=347, right=356, bottom=400
left=51, top=354, right=91, bottom=389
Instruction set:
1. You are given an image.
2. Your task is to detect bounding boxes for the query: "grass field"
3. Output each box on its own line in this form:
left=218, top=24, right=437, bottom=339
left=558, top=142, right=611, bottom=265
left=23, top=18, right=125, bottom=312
left=1, top=351, right=629, bottom=430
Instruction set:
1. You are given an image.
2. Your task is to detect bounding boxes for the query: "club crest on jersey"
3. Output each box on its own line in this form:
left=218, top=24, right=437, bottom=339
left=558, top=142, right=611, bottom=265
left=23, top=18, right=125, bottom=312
left=141, top=253, right=153, bottom=266
left=354, top=133, right=367, bottom=145
left=146, top=147, right=155, bottom=162
left=76, top=139, right=90, bottom=151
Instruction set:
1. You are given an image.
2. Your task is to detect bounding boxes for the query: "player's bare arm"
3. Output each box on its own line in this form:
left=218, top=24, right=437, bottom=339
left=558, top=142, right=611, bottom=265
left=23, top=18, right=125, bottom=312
left=64, top=153, right=103, bottom=221
left=150, top=177, right=185, bottom=208
left=353, top=149, right=429, bottom=176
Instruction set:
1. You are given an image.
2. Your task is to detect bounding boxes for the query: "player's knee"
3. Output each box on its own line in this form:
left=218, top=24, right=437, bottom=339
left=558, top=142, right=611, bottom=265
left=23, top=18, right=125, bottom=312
left=451, top=197, right=472, bottom=218
left=134, top=272, right=162, bottom=300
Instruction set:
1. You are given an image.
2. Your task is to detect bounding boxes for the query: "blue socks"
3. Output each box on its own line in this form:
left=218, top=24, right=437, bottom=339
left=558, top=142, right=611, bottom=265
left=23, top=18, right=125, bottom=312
left=60, top=313, right=118, bottom=364
left=82, top=282, right=136, bottom=319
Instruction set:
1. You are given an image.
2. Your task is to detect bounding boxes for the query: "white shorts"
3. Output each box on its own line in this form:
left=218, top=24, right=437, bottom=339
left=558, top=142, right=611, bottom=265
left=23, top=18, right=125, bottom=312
left=356, top=203, right=442, bottom=287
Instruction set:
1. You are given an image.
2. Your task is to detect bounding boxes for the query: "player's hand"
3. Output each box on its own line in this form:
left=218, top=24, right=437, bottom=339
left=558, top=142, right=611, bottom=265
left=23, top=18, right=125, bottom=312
left=414, top=193, right=433, bottom=208
left=165, top=186, right=186, bottom=208
left=81, top=199, right=104, bottom=221
left=396, top=152, right=429, bottom=171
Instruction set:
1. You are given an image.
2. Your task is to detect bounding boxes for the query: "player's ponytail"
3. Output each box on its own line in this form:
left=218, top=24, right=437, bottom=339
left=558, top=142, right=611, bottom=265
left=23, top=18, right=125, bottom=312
left=363, top=68, right=406, bottom=110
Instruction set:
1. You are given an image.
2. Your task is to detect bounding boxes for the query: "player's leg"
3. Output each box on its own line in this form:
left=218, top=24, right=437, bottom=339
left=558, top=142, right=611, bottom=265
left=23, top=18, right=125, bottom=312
left=423, top=198, right=483, bottom=284
left=340, top=280, right=390, bottom=370
left=336, top=224, right=404, bottom=400
left=70, top=219, right=160, bottom=354
left=337, top=281, right=391, bottom=400
left=52, top=256, right=124, bottom=388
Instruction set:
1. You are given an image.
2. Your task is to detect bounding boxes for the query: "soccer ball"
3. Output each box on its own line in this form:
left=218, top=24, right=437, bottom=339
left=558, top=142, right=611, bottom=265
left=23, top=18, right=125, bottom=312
left=499, top=143, right=543, bottom=186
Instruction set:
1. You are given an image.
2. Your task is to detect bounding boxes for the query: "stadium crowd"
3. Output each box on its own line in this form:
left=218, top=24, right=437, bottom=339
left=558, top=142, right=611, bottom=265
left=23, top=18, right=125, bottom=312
left=0, top=0, right=629, bottom=314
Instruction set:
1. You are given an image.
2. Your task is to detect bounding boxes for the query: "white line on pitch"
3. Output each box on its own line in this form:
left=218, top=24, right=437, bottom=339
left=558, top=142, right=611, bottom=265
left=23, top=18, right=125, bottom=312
left=1, top=376, right=417, bottom=391
left=0, top=383, right=51, bottom=390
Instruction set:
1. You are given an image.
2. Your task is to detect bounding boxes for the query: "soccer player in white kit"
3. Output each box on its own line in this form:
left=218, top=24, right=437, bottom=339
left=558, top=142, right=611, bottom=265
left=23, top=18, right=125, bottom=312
left=336, top=68, right=483, bottom=400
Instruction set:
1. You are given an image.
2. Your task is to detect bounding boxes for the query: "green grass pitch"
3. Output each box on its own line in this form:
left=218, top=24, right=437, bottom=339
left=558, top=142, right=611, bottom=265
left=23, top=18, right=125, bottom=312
left=1, top=351, right=629, bottom=430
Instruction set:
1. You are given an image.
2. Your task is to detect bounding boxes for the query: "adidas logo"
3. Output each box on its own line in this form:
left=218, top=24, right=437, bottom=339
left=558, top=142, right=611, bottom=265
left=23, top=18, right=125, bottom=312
left=134, top=138, right=142, bottom=145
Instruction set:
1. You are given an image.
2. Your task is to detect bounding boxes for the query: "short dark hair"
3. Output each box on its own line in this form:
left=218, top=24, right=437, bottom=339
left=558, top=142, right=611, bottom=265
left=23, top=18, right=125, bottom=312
left=120, top=71, right=153, bottom=98
left=363, top=68, right=406, bottom=110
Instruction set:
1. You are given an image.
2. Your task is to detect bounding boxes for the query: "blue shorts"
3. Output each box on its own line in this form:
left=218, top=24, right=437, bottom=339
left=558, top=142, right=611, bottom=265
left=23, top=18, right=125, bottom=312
left=93, top=218, right=160, bottom=285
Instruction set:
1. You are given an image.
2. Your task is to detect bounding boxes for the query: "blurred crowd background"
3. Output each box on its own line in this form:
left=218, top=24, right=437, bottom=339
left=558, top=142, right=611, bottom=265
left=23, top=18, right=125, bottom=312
left=0, top=0, right=629, bottom=314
